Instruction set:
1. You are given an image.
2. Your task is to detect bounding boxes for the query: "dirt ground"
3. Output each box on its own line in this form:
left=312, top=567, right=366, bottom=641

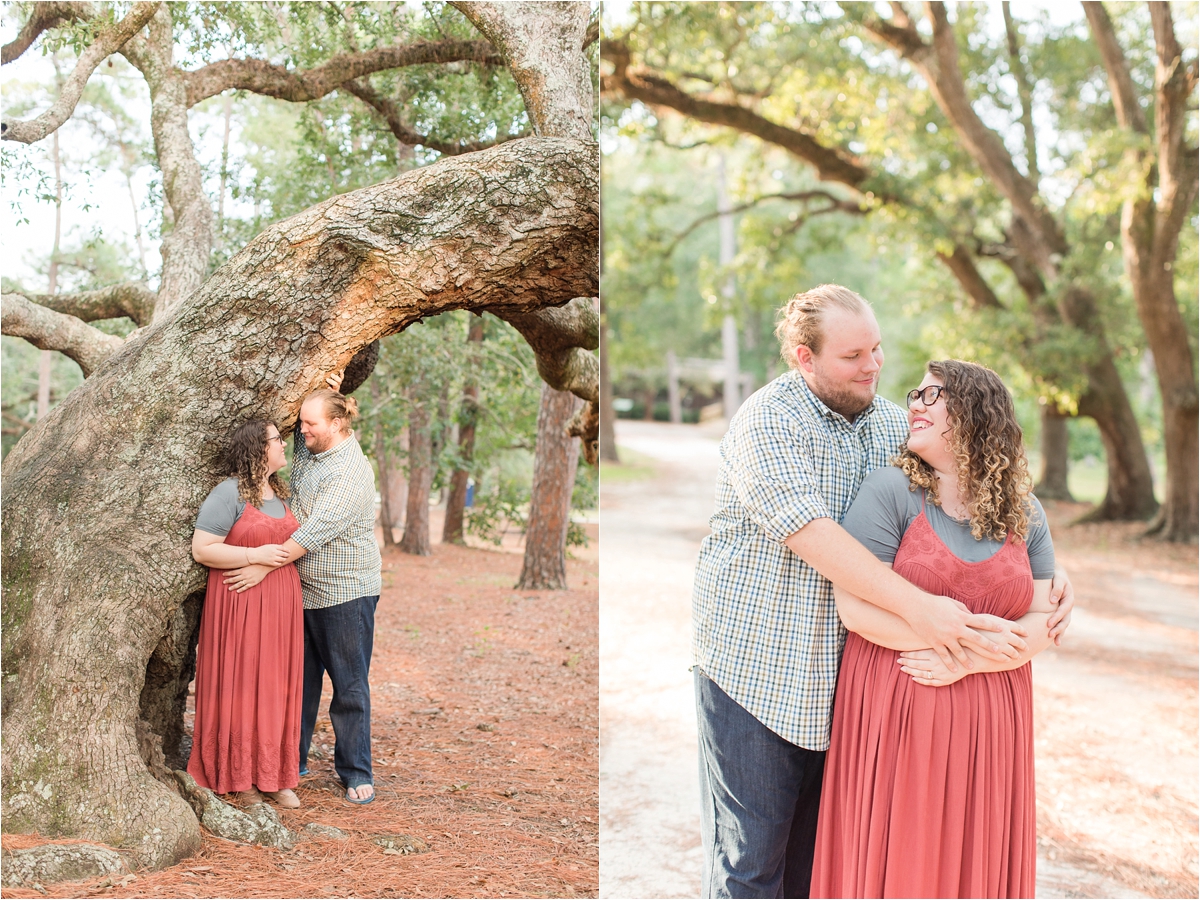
left=600, top=419, right=1197, bottom=900
left=3, top=516, right=599, bottom=899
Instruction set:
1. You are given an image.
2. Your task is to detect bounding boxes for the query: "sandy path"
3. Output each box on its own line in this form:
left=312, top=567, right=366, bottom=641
left=599, top=419, right=1197, bottom=899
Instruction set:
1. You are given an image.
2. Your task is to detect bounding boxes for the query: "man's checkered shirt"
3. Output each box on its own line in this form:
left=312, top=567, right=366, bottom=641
left=290, top=425, right=382, bottom=609
left=692, top=370, right=909, bottom=750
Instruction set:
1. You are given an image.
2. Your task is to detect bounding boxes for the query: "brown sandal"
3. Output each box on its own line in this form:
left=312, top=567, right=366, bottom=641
left=234, top=787, right=264, bottom=806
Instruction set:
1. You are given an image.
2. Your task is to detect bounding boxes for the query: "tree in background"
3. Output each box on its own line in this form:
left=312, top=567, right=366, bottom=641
left=1, top=1, right=597, bottom=869
left=602, top=1, right=1196, bottom=537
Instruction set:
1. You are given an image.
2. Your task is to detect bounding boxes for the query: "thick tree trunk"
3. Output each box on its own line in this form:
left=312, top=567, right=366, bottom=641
left=516, top=384, right=583, bottom=590
left=444, top=316, right=484, bottom=544
left=1035, top=407, right=1073, bottom=501
left=371, top=378, right=406, bottom=547
left=1, top=138, right=596, bottom=868
left=399, top=400, right=433, bottom=556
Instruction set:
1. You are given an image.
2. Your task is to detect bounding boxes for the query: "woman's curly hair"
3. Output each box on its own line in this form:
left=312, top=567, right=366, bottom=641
left=895, top=360, right=1034, bottom=542
left=224, top=420, right=290, bottom=510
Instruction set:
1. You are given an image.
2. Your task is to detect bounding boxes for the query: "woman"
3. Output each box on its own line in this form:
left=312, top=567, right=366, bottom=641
left=188, top=419, right=304, bottom=809
left=811, top=360, right=1057, bottom=899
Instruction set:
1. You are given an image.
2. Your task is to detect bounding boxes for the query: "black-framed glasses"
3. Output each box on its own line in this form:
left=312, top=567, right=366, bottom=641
left=265, top=434, right=285, bottom=446
left=906, top=385, right=948, bottom=408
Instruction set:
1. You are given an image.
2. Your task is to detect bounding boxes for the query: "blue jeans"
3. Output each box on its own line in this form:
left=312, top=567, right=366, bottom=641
left=300, top=595, right=378, bottom=789
left=695, top=668, right=826, bottom=899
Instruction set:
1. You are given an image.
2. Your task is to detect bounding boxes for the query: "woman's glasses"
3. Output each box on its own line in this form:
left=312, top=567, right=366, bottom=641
left=265, top=434, right=285, bottom=446
left=906, top=385, right=947, bottom=408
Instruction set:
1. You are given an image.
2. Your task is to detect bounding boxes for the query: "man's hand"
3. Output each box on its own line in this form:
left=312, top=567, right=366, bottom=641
left=1047, top=564, right=1075, bottom=645
left=905, top=595, right=1026, bottom=673
left=246, top=544, right=289, bottom=567
left=224, top=564, right=272, bottom=594
left=327, top=369, right=345, bottom=392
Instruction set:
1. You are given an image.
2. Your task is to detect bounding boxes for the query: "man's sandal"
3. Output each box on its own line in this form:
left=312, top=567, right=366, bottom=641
left=345, top=784, right=375, bottom=805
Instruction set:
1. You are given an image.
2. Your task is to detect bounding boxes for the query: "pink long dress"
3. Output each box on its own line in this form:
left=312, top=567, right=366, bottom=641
left=187, top=503, right=304, bottom=794
left=811, top=509, right=1036, bottom=899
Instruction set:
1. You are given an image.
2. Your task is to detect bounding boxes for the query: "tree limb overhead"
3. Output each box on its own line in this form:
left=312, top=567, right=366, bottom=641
left=342, top=79, right=526, bottom=155
left=13, top=282, right=158, bottom=327
left=1, top=293, right=126, bottom=376
left=601, top=40, right=872, bottom=189
left=1, top=2, right=160, bottom=144
left=1, top=1, right=94, bottom=66
left=184, top=40, right=503, bottom=107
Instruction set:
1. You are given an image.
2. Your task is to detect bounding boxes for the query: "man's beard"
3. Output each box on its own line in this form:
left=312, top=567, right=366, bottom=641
left=810, top=372, right=875, bottom=420
left=304, top=433, right=333, bottom=453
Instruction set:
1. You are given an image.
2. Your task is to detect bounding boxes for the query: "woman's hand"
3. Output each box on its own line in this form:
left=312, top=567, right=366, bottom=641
left=898, top=648, right=966, bottom=687
left=224, top=564, right=272, bottom=594
left=246, top=544, right=289, bottom=567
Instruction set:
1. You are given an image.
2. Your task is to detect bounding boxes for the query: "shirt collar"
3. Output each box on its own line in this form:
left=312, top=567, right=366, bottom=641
left=789, top=370, right=877, bottom=430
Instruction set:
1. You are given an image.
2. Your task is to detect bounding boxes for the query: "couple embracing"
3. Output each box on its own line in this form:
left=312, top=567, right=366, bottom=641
left=186, top=373, right=381, bottom=808
left=693, top=284, right=1075, bottom=899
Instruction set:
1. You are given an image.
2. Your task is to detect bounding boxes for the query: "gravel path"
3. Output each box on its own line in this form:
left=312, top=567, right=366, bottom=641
left=600, top=419, right=1197, bottom=899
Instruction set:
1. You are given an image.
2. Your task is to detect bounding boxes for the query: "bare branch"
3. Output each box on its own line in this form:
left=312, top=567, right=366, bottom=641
left=16, top=282, right=157, bottom=326
left=2, top=293, right=125, bottom=376
left=1082, top=2, right=1147, bottom=133
left=1003, top=2, right=1040, bottom=185
left=667, top=189, right=861, bottom=255
left=342, top=79, right=527, bottom=155
left=2, top=1, right=93, bottom=65
left=1, top=3, right=160, bottom=144
left=602, top=41, right=872, bottom=190
left=184, top=39, right=503, bottom=107
left=583, top=12, right=599, bottom=50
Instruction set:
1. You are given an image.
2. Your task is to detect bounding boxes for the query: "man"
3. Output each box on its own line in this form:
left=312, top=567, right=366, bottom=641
left=225, top=376, right=382, bottom=804
left=692, top=284, right=1072, bottom=897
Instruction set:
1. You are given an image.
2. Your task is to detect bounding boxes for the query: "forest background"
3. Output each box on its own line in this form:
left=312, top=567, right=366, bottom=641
left=601, top=0, right=1198, bottom=540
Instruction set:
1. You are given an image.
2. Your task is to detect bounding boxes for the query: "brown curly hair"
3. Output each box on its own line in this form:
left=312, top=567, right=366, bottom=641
left=224, top=420, right=290, bottom=510
left=895, top=360, right=1034, bottom=541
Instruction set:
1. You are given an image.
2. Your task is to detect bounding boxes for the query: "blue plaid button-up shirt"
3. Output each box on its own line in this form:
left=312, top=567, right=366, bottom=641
left=692, top=370, right=909, bottom=750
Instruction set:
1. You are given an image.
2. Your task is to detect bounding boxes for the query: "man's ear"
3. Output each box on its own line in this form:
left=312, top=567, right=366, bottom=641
left=794, top=344, right=815, bottom=376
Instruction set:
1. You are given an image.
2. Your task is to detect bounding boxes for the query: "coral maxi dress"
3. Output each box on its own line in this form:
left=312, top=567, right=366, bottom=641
left=811, top=501, right=1037, bottom=899
left=188, top=503, right=304, bottom=794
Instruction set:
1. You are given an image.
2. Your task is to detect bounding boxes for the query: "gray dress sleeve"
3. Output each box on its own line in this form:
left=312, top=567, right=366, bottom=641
left=840, top=467, right=916, bottom=565
left=194, top=478, right=245, bottom=537
left=1024, top=495, right=1056, bottom=579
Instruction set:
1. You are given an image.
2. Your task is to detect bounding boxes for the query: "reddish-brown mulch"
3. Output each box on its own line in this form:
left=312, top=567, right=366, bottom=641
left=3, top=532, right=598, bottom=899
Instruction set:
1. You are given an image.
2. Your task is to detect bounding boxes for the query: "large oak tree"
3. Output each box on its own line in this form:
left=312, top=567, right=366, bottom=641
left=2, top=0, right=597, bottom=869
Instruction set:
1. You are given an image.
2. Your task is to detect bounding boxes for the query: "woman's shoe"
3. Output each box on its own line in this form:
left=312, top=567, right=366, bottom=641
left=234, top=787, right=264, bottom=806
left=264, top=789, right=301, bottom=809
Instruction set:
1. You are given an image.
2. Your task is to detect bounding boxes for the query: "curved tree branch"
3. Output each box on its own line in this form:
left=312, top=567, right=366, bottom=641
left=2, top=293, right=125, bottom=376
left=936, top=243, right=1004, bottom=310
left=184, top=40, right=503, bottom=107
left=342, top=79, right=527, bottom=155
left=15, top=282, right=158, bottom=326
left=1, top=1, right=94, bottom=65
left=601, top=40, right=872, bottom=189
left=1, top=2, right=160, bottom=144
left=496, top=297, right=598, bottom=402
left=667, top=189, right=861, bottom=255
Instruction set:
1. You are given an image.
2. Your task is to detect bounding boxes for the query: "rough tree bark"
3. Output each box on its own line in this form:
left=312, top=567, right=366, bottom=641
left=516, top=384, right=584, bottom=590
left=1, top=137, right=597, bottom=869
left=399, top=397, right=433, bottom=557
left=370, top=377, right=405, bottom=547
left=443, top=315, right=485, bottom=544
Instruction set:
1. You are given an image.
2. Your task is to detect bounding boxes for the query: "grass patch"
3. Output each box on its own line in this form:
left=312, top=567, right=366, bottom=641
left=601, top=446, right=659, bottom=483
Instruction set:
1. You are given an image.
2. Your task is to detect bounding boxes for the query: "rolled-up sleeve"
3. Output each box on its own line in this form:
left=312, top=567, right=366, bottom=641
left=725, top=406, right=830, bottom=543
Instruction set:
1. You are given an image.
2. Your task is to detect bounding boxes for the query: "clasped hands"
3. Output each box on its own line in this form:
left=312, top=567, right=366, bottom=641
left=224, top=544, right=290, bottom=593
